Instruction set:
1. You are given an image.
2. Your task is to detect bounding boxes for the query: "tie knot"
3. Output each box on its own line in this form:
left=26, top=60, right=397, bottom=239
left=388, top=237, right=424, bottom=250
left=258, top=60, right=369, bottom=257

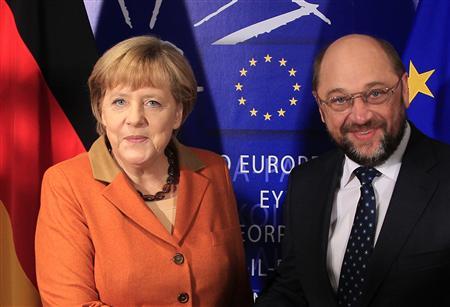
left=354, top=167, right=380, bottom=185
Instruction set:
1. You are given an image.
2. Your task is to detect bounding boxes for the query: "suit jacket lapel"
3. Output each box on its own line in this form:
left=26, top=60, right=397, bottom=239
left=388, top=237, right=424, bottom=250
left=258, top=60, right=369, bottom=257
left=88, top=136, right=209, bottom=248
left=172, top=168, right=209, bottom=245
left=103, top=173, right=178, bottom=247
left=89, top=136, right=177, bottom=246
left=298, top=150, right=343, bottom=306
left=103, top=170, right=210, bottom=248
left=361, top=126, right=439, bottom=305
left=319, top=151, right=344, bottom=306
left=320, top=151, right=345, bottom=306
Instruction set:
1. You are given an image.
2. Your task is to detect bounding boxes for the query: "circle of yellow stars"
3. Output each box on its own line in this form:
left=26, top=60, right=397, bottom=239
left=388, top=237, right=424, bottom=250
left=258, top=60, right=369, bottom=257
left=234, top=54, right=301, bottom=121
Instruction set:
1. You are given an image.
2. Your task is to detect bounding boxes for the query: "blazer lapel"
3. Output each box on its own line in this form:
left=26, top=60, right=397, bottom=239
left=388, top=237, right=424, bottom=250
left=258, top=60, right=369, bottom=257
left=102, top=173, right=178, bottom=247
left=318, top=151, right=344, bottom=306
left=361, top=127, right=439, bottom=305
left=298, top=150, right=343, bottom=306
left=89, top=136, right=209, bottom=248
left=172, top=168, right=209, bottom=245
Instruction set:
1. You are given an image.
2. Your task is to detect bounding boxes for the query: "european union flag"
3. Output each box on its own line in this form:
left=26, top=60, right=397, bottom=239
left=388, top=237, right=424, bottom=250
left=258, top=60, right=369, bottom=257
left=403, top=0, right=450, bottom=144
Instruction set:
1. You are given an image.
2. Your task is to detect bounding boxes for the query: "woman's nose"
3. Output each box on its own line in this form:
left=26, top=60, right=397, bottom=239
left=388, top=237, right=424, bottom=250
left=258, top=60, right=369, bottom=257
left=126, top=103, right=147, bottom=126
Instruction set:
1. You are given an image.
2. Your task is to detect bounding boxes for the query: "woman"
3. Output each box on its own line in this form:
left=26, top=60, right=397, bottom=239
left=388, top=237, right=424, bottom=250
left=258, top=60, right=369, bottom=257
left=35, top=36, right=252, bottom=306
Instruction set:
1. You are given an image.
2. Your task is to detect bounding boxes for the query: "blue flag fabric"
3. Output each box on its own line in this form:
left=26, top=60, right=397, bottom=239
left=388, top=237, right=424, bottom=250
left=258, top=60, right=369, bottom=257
left=403, top=0, right=450, bottom=143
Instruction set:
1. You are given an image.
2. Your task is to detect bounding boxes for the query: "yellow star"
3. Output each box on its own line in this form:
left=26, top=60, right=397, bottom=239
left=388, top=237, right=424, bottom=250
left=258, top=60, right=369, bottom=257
left=235, top=83, right=243, bottom=91
left=293, top=83, right=301, bottom=91
left=277, top=108, right=286, bottom=117
left=239, top=68, right=248, bottom=76
left=279, top=58, right=287, bottom=66
left=289, top=97, right=298, bottom=105
left=408, top=60, right=435, bottom=104
left=250, top=108, right=258, bottom=116
left=288, top=68, right=297, bottom=76
left=249, top=58, right=257, bottom=66
left=264, top=54, right=272, bottom=62
left=263, top=112, right=272, bottom=120
left=238, top=97, right=246, bottom=105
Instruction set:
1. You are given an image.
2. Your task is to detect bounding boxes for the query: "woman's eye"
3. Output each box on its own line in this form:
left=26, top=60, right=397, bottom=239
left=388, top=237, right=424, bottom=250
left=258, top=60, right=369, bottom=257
left=112, top=99, right=126, bottom=106
left=145, top=100, right=162, bottom=108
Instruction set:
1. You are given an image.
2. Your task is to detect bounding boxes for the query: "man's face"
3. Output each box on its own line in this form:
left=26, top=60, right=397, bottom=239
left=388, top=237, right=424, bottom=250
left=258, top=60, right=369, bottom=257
left=315, top=36, right=409, bottom=166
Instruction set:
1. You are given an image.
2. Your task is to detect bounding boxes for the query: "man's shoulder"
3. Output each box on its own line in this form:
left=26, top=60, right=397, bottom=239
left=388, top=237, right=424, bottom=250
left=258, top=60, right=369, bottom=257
left=426, top=137, right=450, bottom=173
left=409, top=126, right=450, bottom=163
left=427, top=136, right=450, bottom=156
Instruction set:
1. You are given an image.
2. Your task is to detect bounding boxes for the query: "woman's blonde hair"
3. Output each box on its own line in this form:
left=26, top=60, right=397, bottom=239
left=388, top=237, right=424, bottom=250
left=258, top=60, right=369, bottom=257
left=88, top=35, right=197, bottom=134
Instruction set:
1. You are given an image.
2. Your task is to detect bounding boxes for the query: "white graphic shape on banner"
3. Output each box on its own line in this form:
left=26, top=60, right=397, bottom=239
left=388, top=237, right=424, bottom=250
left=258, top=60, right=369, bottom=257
left=194, top=0, right=331, bottom=45
left=118, top=0, right=133, bottom=28
left=194, top=0, right=239, bottom=27
left=116, top=0, right=165, bottom=30
left=150, top=0, right=163, bottom=29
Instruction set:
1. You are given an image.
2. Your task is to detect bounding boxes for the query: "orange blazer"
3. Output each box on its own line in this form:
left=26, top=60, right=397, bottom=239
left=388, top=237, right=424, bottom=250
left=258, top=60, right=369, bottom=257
left=35, top=136, right=252, bottom=307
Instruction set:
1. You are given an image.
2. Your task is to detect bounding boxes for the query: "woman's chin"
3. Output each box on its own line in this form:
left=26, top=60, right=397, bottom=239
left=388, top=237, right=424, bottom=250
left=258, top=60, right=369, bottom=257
left=117, top=151, right=157, bottom=169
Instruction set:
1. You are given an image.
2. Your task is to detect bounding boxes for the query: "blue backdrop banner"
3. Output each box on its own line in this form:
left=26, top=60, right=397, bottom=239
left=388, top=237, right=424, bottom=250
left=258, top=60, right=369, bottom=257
left=82, top=0, right=449, bottom=296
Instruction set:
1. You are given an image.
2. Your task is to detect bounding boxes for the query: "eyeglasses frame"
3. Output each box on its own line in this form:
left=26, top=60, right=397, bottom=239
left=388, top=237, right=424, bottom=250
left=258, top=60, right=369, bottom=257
left=313, top=77, right=403, bottom=112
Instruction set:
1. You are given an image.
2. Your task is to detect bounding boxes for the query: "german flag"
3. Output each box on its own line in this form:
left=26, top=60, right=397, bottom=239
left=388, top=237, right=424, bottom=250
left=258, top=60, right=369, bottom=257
left=0, top=0, right=98, bottom=304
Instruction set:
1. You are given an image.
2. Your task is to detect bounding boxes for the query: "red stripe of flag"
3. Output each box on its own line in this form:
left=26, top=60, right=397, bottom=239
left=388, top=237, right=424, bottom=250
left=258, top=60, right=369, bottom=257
left=0, top=0, right=96, bottom=290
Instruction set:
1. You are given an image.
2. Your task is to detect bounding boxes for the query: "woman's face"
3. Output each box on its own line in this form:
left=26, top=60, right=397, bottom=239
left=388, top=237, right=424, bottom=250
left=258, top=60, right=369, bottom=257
left=100, top=84, right=183, bottom=169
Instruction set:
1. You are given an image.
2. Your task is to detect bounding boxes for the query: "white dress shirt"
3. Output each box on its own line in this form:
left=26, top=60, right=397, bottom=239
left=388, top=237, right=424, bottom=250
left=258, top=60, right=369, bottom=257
left=326, top=122, right=411, bottom=291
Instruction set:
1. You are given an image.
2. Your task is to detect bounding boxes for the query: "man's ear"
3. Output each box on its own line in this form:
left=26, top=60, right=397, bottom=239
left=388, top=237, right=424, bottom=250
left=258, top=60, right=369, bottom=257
left=318, top=107, right=326, bottom=123
left=401, top=72, right=410, bottom=108
left=313, top=92, right=326, bottom=123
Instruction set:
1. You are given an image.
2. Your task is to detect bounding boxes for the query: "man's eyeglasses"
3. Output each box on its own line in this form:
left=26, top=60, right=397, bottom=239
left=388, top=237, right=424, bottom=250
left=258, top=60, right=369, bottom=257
left=314, top=78, right=402, bottom=112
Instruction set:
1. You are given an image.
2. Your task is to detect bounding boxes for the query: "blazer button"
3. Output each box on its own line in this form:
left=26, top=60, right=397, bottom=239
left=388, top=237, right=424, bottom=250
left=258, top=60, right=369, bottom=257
left=177, top=292, right=189, bottom=303
left=173, top=253, right=184, bottom=265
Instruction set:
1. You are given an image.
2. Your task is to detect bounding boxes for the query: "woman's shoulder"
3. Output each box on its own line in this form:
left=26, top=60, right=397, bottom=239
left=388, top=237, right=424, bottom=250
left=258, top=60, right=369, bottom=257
left=44, top=152, right=92, bottom=179
left=188, top=146, right=223, bottom=161
left=179, top=144, right=226, bottom=169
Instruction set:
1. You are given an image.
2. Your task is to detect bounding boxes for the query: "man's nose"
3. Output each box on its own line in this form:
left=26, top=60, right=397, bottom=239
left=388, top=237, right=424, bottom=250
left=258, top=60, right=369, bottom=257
left=349, top=95, right=373, bottom=124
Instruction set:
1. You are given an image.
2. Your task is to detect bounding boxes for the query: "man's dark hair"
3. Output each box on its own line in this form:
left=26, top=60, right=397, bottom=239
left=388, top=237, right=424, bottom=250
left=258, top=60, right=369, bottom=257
left=312, top=36, right=406, bottom=91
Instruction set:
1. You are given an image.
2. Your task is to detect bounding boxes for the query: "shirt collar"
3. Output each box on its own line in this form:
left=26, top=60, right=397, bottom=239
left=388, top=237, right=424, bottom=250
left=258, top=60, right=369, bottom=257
left=340, top=121, right=411, bottom=187
left=88, top=135, right=205, bottom=183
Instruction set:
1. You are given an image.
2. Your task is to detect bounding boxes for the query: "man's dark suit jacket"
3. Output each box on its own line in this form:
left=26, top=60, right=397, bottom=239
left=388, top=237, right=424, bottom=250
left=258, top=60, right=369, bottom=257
left=256, top=124, right=450, bottom=307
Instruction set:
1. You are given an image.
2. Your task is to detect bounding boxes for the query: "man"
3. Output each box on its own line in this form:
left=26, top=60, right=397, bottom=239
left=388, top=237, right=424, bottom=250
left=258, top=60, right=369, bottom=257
left=255, top=34, right=450, bottom=307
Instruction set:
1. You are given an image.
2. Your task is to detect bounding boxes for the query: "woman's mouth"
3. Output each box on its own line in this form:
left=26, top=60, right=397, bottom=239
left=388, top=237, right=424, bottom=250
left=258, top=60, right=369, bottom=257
left=124, top=135, right=148, bottom=143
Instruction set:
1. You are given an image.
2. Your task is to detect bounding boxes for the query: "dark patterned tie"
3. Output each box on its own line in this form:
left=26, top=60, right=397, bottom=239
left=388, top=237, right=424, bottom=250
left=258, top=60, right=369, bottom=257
left=337, top=167, right=381, bottom=307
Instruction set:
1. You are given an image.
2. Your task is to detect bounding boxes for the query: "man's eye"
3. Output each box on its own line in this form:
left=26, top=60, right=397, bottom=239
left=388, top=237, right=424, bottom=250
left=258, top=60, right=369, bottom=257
left=368, top=89, right=385, bottom=98
left=329, top=96, right=349, bottom=105
left=145, top=100, right=162, bottom=108
left=112, top=99, right=126, bottom=106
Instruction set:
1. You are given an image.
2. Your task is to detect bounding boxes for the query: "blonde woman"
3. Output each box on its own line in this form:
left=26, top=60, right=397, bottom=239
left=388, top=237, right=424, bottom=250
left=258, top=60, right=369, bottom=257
left=36, top=36, right=252, bottom=306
